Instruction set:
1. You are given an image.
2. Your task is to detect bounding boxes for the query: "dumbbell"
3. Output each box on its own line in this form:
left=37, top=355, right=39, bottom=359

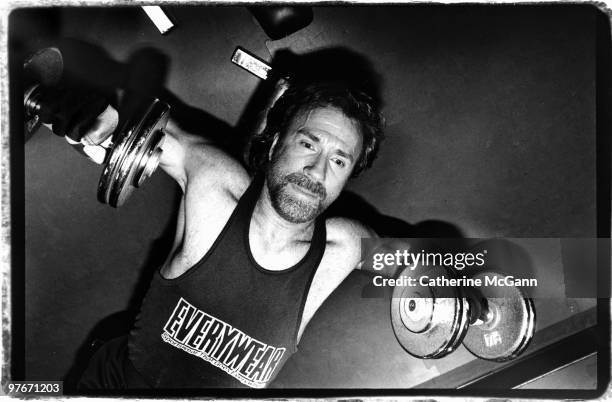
left=24, top=47, right=169, bottom=208
left=390, top=266, right=535, bottom=361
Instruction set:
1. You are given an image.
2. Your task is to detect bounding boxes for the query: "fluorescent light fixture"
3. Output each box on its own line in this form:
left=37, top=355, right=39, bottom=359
left=142, top=6, right=174, bottom=35
left=231, top=48, right=272, bottom=80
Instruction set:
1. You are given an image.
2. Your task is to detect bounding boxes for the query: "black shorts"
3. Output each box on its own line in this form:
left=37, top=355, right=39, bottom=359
left=77, top=335, right=150, bottom=390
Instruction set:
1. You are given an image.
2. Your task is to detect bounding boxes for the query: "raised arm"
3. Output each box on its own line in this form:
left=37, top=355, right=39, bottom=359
left=328, top=217, right=404, bottom=278
left=158, top=117, right=251, bottom=194
left=158, top=117, right=209, bottom=191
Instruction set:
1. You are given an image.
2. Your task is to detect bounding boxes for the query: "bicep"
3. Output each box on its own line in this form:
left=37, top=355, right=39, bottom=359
left=159, top=127, right=189, bottom=189
left=327, top=217, right=378, bottom=272
left=333, top=219, right=406, bottom=277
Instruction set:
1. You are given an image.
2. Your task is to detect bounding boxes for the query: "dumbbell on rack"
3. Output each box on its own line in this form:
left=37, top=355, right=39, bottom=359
left=391, top=266, right=535, bottom=361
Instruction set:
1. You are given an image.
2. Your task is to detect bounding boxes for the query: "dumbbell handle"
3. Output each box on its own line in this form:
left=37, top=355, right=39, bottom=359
left=24, top=84, right=79, bottom=127
left=463, top=286, right=496, bottom=327
left=25, top=84, right=119, bottom=163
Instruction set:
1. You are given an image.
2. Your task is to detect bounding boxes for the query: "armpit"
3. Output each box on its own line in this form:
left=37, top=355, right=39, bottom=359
left=326, top=217, right=377, bottom=243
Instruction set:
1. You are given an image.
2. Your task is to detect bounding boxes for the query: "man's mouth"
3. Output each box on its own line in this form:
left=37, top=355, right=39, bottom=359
left=290, top=182, right=320, bottom=199
left=284, top=173, right=326, bottom=200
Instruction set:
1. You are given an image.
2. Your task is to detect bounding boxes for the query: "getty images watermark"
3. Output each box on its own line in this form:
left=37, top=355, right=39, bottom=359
left=360, top=238, right=606, bottom=297
left=356, top=238, right=610, bottom=295
left=368, top=247, right=536, bottom=288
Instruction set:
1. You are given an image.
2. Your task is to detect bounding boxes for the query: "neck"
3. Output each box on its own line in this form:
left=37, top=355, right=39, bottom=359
left=251, top=181, right=316, bottom=249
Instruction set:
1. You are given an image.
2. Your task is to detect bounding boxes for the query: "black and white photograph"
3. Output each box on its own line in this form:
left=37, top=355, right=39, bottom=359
left=4, top=2, right=611, bottom=398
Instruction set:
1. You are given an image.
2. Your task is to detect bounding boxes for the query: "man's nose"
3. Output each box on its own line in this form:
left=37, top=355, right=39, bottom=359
left=304, top=154, right=326, bottom=182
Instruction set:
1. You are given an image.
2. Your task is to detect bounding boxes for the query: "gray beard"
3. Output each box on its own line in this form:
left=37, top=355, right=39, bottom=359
left=266, top=171, right=326, bottom=224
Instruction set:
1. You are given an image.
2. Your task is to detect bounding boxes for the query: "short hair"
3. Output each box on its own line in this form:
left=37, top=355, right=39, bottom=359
left=247, top=80, right=385, bottom=177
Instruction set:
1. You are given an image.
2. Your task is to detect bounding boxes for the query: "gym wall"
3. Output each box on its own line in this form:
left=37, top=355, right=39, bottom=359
left=15, top=5, right=599, bottom=388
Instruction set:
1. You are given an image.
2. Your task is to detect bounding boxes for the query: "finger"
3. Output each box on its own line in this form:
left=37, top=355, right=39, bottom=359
left=81, top=105, right=119, bottom=146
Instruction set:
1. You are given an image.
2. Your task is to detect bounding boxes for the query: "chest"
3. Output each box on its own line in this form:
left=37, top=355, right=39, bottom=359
left=166, top=189, right=357, bottom=341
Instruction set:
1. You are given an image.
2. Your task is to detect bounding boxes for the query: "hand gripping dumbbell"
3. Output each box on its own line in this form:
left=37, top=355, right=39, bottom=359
left=24, top=47, right=169, bottom=208
left=391, top=266, right=535, bottom=361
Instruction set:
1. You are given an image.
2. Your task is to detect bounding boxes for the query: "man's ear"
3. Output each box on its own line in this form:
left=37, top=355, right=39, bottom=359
left=268, top=133, right=280, bottom=161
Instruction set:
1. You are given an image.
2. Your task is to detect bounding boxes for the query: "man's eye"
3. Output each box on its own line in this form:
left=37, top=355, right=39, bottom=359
left=300, top=141, right=314, bottom=149
left=333, top=159, right=346, bottom=168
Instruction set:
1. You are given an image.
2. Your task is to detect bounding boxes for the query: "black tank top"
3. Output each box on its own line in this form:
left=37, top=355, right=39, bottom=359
left=128, top=175, right=326, bottom=388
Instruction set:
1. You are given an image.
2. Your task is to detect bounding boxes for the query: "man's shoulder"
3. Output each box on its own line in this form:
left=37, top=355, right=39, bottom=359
left=187, top=144, right=252, bottom=201
left=325, top=216, right=376, bottom=249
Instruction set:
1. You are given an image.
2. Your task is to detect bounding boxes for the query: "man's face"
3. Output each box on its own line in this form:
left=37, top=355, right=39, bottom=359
left=266, top=106, right=363, bottom=223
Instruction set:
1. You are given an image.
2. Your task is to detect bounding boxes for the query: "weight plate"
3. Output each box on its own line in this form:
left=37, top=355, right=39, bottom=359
left=24, top=47, right=64, bottom=86
left=24, top=85, right=43, bottom=136
left=391, top=266, right=470, bottom=359
left=462, top=271, right=536, bottom=361
left=98, top=98, right=169, bottom=207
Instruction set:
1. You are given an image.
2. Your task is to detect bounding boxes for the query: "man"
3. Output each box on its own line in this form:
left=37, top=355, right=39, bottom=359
left=48, top=78, right=385, bottom=389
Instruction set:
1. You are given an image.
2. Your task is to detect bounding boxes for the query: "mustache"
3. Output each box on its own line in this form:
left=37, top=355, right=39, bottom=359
left=284, top=173, right=326, bottom=199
